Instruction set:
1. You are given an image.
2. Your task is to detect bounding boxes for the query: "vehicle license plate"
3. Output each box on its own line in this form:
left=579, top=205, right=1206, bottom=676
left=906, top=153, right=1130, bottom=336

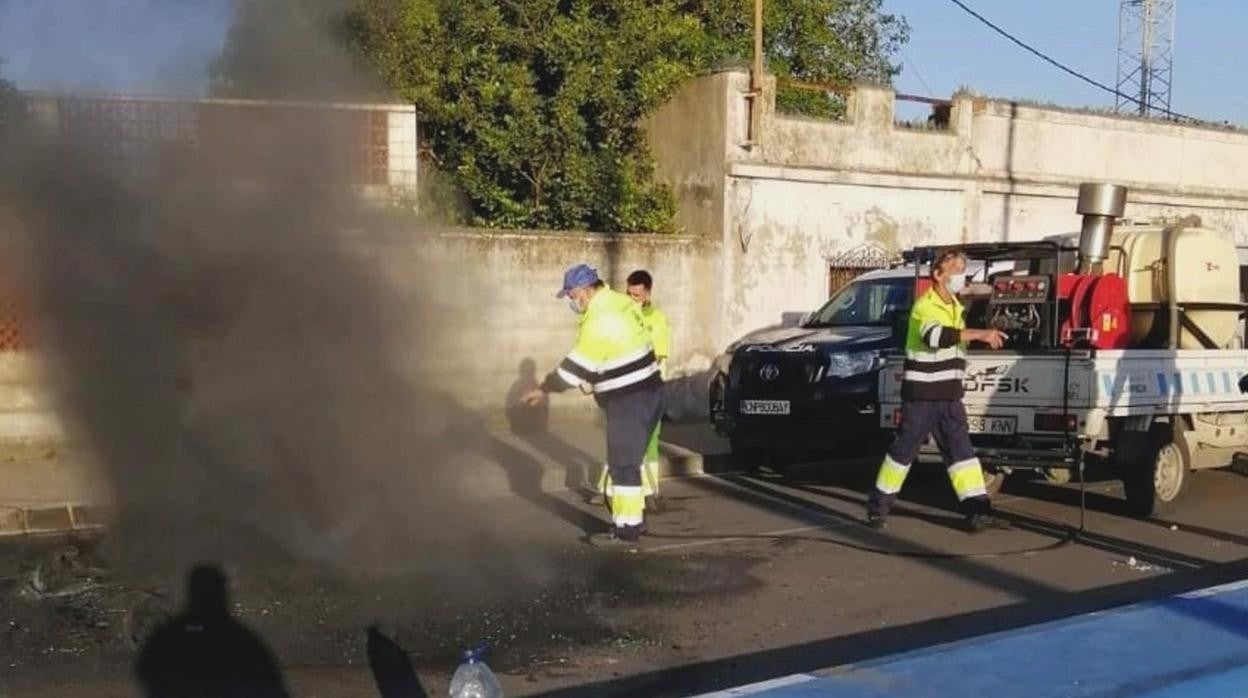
left=740, top=400, right=791, bottom=416
left=967, top=415, right=1016, bottom=434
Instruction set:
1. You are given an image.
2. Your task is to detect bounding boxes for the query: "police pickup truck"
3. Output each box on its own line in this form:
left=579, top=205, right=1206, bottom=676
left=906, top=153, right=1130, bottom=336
left=708, top=267, right=914, bottom=470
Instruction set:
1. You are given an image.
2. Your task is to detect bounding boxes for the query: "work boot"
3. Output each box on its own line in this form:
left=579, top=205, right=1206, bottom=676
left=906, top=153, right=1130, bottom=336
left=965, top=513, right=1010, bottom=533
left=865, top=513, right=887, bottom=530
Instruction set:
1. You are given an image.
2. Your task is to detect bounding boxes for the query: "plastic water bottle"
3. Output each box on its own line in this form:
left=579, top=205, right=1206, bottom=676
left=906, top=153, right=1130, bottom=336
left=448, top=646, right=503, bottom=698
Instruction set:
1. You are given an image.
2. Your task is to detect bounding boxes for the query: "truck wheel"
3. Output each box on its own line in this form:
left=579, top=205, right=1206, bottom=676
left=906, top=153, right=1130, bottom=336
left=1120, top=426, right=1189, bottom=518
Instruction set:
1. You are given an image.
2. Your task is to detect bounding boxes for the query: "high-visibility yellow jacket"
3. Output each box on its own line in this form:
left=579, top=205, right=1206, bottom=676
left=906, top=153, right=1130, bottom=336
left=542, top=287, right=662, bottom=400
left=639, top=302, right=671, bottom=378
left=902, top=288, right=967, bottom=401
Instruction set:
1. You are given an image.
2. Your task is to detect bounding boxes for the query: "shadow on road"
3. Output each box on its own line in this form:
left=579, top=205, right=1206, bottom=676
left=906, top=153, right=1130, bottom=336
left=536, top=463, right=1248, bottom=697
left=135, top=564, right=289, bottom=698
left=441, top=391, right=608, bottom=537
left=534, top=556, right=1248, bottom=698
left=367, top=626, right=429, bottom=698
left=506, top=357, right=602, bottom=493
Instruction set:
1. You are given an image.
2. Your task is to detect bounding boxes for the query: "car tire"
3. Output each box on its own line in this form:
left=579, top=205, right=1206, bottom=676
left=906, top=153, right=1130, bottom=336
left=1120, top=424, right=1189, bottom=518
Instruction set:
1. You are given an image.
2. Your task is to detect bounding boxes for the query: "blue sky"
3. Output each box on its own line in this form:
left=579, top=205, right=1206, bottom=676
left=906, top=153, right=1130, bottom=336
left=0, top=1, right=1243, bottom=124
left=0, top=0, right=231, bottom=94
left=884, top=0, right=1248, bottom=125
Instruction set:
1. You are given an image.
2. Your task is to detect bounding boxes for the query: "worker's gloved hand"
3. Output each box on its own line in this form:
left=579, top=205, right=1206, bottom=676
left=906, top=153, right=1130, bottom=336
left=966, top=328, right=1009, bottom=350
left=981, top=329, right=1009, bottom=350
left=521, top=389, right=548, bottom=406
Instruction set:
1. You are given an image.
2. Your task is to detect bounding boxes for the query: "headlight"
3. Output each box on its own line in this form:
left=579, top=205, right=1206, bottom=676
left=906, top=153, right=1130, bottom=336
left=824, top=350, right=883, bottom=379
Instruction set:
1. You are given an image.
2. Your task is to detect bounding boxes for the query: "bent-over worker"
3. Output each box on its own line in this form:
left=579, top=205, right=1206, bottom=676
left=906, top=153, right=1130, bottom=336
left=523, top=264, right=663, bottom=542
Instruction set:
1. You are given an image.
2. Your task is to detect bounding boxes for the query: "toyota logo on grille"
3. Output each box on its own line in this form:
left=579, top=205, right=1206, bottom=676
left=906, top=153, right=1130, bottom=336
left=759, top=364, right=781, bottom=381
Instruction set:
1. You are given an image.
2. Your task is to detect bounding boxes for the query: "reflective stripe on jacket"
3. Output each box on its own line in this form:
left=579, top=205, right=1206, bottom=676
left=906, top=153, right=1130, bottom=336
left=543, top=287, right=662, bottom=400
left=902, top=288, right=966, bottom=401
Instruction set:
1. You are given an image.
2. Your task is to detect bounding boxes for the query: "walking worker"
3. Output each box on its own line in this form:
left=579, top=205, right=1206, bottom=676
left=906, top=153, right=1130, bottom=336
left=523, top=264, right=663, bottom=542
left=625, top=269, right=671, bottom=508
left=866, top=248, right=1011, bottom=533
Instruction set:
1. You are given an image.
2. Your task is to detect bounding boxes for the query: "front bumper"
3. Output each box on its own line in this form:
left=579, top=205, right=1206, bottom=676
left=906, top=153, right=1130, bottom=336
left=711, top=370, right=885, bottom=451
left=877, top=402, right=1098, bottom=469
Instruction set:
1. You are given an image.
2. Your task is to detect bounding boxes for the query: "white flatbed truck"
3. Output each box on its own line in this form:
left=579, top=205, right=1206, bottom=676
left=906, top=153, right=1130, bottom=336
left=878, top=183, right=1248, bottom=517
left=881, top=348, right=1248, bottom=516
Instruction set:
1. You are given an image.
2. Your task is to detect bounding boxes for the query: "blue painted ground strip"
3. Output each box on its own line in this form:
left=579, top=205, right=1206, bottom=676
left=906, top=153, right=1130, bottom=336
left=702, top=580, right=1248, bottom=697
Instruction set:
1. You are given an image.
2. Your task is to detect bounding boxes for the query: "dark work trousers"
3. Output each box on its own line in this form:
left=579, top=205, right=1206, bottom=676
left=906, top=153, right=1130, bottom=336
left=602, top=386, right=664, bottom=490
left=867, top=399, right=992, bottom=518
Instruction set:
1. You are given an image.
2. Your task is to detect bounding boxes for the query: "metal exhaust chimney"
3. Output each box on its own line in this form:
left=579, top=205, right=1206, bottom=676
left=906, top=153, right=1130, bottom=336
left=1076, top=183, right=1128, bottom=274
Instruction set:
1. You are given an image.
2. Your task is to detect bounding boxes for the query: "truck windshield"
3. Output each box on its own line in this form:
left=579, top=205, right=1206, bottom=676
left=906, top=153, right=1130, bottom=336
left=804, top=278, right=913, bottom=327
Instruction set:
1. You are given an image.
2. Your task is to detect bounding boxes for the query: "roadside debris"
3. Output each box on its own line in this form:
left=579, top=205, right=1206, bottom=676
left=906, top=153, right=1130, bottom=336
left=1113, top=556, right=1168, bottom=573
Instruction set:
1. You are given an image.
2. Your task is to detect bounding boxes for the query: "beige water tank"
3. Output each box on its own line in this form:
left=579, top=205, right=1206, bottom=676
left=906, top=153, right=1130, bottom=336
left=1102, top=226, right=1241, bottom=349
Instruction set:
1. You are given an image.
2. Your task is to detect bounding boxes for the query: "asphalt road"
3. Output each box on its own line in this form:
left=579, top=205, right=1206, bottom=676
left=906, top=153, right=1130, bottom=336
left=3, top=459, right=1247, bottom=698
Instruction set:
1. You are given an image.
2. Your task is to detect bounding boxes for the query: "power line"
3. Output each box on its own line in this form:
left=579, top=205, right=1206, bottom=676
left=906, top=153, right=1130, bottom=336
left=942, top=0, right=1201, bottom=123
left=900, top=45, right=936, bottom=97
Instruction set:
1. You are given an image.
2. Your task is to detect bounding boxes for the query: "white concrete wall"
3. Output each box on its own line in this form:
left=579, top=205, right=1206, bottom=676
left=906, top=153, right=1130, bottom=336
left=0, top=227, right=722, bottom=449
left=648, top=71, right=1248, bottom=349
left=10, top=74, right=1248, bottom=435
left=363, top=229, right=722, bottom=418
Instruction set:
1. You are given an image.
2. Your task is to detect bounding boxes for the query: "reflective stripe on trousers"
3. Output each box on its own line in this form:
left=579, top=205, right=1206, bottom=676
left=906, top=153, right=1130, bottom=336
left=948, top=457, right=989, bottom=500
left=611, top=486, right=645, bottom=527
left=875, top=454, right=910, bottom=495
left=868, top=399, right=992, bottom=518
left=600, top=385, right=663, bottom=527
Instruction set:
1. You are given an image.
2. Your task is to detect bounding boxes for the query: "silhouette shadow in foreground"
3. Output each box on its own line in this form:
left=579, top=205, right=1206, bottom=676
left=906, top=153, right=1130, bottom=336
left=368, top=626, right=429, bottom=698
left=136, top=564, right=289, bottom=698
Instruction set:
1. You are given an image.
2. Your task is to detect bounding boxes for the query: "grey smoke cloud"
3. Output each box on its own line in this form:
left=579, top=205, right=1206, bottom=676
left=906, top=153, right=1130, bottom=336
left=0, top=0, right=231, bottom=93
left=0, top=1, right=556, bottom=593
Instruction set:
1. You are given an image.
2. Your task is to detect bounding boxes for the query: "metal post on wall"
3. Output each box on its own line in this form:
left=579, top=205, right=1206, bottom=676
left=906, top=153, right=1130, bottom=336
left=745, top=0, right=764, bottom=148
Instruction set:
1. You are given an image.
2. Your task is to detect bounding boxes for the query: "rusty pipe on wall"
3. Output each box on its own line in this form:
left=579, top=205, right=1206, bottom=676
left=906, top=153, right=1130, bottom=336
left=746, top=0, right=764, bottom=147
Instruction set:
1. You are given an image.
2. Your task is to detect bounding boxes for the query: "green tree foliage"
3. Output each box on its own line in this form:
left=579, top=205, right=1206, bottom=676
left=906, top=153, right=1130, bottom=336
left=345, top=0, right=712, bottom=231
left=694, top=0, right=910, bottom=117
left=216, top=0, right=908, bottom=231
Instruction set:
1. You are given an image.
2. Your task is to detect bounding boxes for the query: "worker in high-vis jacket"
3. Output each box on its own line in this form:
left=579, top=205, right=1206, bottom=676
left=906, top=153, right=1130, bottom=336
left=523, top=264, right=663, bottom=543
left=625, top=269, right=670, bottom=510
left=866, top=248, right=1011, bottom=533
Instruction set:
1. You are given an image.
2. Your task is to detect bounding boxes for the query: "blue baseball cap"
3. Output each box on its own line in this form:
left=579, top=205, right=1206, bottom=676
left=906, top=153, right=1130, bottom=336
left=556, top=264, right=601, bottom=298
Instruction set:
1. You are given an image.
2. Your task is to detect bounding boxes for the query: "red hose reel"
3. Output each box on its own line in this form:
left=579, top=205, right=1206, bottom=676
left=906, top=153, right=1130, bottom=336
left=1058, top=273, right=1130, bottom=349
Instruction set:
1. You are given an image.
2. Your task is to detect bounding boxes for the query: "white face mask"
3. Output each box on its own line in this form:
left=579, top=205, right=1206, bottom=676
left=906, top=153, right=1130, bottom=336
left=945, top=274, right=967, bottom=295
left=568, top=298, right=583, bottom=314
